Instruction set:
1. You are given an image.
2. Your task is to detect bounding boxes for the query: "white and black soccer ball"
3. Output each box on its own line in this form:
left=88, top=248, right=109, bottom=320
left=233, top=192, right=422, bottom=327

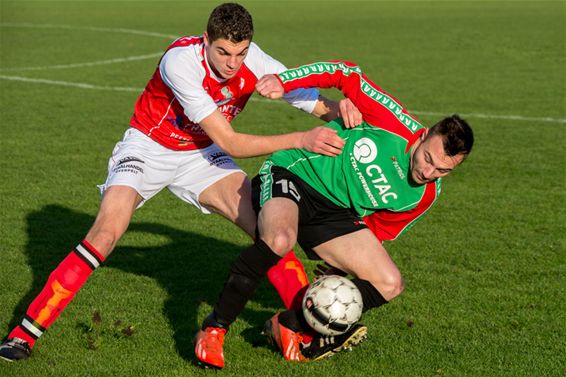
left=302, top=275, right=363, bottom=336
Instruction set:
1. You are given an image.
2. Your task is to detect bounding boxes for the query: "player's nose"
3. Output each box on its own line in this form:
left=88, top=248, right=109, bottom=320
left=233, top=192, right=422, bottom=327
left=227, top=56, right=238, bottom=69
left=422, top=165, right=434, bottom=180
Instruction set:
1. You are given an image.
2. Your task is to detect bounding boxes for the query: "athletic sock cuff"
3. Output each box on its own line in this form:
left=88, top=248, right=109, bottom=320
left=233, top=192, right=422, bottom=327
left=352, top=278, right=389, bottom=312
left=233, top=239, right=281, bottom=280
left=255, top=239, right=283, bottom=265
left=73, top=241, right=104, bottom=270
left=81, top=239, right=105, bottom=262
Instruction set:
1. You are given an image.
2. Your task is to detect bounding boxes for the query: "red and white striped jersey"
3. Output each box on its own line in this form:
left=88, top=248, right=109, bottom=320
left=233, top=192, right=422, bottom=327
left=130, top=36, right=320, bottom=151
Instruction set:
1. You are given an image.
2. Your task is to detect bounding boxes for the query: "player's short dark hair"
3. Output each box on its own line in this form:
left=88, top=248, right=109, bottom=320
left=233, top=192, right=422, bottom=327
left=428, top=115, right=474, bottom=159
left=207, top=3, right=254, bottom=43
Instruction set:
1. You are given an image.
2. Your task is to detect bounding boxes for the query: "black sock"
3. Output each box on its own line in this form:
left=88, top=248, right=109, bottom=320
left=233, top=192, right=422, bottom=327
left=278, top=309, right=311, bottom=333
left=352, top=278, right=389, bottom=312
left=213, top=240, right=281, bottom=326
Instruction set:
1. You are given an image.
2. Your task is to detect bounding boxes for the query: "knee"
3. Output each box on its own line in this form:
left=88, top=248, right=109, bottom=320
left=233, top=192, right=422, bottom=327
left=263, top=229, right=296, bottom=256
left=372, top=271, right=405, bottom=301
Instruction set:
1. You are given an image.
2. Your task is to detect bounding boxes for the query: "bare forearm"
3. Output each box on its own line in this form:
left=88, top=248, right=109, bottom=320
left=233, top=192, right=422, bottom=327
left=200, top=108, right=344, bottom=159
left=220, top=131, right=303, bottom=158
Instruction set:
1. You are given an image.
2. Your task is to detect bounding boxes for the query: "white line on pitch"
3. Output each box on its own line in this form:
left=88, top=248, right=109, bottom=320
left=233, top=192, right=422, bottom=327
left=405, top=110, right=566, bottom=125
left=0, top=22, right=178, bottom=39
left=0, top=75, right=142, bottom=92
left=0, top=53, right=163, bottom=72
left=250, top=99, right=566, bottom=125
left=1, top=75, right=564, bottom=125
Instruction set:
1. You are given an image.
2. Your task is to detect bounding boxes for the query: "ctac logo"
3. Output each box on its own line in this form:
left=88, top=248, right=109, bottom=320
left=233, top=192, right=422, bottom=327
left=353, top=138, right=378, bottom=164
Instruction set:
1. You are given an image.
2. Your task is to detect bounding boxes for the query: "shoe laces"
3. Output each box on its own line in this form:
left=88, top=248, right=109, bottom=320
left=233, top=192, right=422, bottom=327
left=284, top=331, right=305, bottom=361
left=292, top=331, right=304, bottom=345
left=202, top=327, right=226, bottom=352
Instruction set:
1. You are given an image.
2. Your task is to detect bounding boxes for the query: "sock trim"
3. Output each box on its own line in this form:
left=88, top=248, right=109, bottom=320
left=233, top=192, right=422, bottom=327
left=20, top=318, right=42, bottom=339
left=255, top=239, right=283, bottom=266
left=74, top=242, right=102, bottom=270
left=352, top=278, right=388, bottom=312
left=82, top=239, right=105, bottom=262
left=23, top=314, right=46, bottom=332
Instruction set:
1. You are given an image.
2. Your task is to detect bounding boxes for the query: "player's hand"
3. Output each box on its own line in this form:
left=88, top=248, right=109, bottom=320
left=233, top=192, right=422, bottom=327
left=338, top=98, right=363, bottom=128
left=256, top=74, right=284, bottom=99
left=313, top=262, right=348, bottom=279
left=301, top=126, right=345, bottom=157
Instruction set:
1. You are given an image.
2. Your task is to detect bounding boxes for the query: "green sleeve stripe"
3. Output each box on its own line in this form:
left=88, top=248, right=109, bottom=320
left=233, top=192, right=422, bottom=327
left=278, top=62, right=362, bottom=83
left=359, top=78, right=423, bottom=133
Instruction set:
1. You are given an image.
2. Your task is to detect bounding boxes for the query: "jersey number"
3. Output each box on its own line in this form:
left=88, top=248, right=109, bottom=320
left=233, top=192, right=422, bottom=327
left=276, top=179, right=301, bottom=202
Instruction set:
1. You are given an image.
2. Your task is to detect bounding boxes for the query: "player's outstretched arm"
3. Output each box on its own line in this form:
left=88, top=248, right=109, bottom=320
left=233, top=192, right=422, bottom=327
left=199, top=110, right=345, bottom=158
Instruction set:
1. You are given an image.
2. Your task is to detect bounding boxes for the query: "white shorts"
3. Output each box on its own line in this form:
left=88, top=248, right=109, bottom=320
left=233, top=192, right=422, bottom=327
left=98, top=128, right=244, bottom=214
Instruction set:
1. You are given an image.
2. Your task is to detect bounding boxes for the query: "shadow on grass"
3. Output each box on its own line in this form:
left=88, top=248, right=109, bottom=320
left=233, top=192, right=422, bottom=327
left=7, top=204, right=280, bottom=363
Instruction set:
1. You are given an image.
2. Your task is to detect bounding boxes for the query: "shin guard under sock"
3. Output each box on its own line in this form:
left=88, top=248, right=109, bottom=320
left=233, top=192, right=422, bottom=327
left=8, top=240, right=104, bottom=347
left=267, top=251, right=309, bottom=310
left=213, top=240, right=281, bottom=326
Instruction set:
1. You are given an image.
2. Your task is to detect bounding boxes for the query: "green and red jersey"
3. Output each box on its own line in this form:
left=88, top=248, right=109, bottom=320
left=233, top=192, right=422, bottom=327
left=265, top=61, right=441, bottom=241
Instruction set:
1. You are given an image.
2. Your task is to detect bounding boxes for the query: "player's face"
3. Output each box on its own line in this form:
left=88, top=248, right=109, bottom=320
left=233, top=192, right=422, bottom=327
left=409, top=132, right=464, bottom=185
left=204, top=34, right=250, bottom=80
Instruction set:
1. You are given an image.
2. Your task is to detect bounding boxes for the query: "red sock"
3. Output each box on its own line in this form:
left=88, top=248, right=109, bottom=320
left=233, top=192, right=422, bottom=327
left=267, top=251, right=309, bottom=310
left=8, top=240, right=104, bottom=347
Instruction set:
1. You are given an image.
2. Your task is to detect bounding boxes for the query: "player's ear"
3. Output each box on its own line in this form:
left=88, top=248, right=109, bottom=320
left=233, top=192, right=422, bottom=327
left=421, top=128, right=429, bottom=140
left=203, top=32, right=210, bottom=47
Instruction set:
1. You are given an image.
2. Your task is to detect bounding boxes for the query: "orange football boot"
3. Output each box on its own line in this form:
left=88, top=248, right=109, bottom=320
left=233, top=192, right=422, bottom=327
left=263, top=312, right=306, bottom=361
left=194, top=326, right=227, bottom=368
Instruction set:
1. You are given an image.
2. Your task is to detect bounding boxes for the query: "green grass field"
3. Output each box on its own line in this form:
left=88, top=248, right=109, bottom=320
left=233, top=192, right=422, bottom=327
left=1, top=1, right=565, bottom=376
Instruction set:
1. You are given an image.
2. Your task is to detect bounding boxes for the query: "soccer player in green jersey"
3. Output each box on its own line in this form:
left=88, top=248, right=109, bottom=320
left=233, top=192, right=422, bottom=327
left=194, top=60, right=474, bottom=368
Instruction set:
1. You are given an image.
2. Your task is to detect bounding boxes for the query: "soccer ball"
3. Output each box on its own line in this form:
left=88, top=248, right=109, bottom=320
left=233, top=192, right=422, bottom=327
left=302, top=275, right=363, bottom=336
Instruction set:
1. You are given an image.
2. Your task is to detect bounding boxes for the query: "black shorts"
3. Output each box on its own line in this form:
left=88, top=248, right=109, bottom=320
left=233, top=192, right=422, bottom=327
left=251, top=166, right=367, bottom=260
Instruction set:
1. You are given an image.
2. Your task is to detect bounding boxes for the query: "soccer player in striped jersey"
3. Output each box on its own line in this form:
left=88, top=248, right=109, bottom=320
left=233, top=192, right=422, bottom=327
left=195, top=61, right=474, bottom=368
left=0, top=4, right=363, bottom=362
